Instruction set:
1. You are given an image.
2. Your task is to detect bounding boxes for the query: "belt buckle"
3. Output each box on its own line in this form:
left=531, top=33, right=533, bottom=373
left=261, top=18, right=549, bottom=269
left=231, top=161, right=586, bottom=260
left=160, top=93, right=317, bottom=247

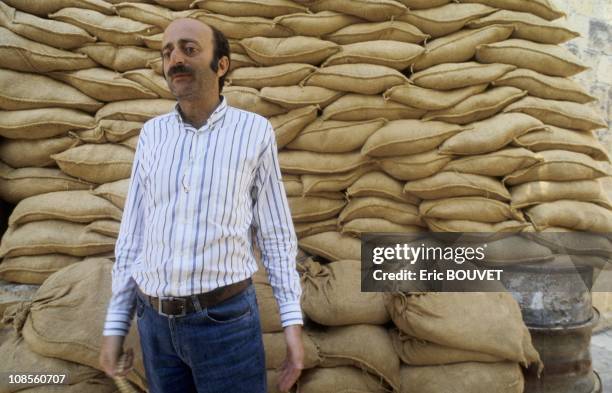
left=157, top=296, right=187, bottom=318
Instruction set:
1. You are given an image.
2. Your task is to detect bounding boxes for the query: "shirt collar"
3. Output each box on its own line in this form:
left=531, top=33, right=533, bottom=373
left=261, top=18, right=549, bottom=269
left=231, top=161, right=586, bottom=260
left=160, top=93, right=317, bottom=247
left=173, top=95, right=228, bottom=131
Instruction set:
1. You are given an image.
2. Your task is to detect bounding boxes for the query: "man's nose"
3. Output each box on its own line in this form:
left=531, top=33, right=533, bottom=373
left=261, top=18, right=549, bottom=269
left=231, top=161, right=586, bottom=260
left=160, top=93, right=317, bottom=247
left=169, top=49, right=185, bottom=67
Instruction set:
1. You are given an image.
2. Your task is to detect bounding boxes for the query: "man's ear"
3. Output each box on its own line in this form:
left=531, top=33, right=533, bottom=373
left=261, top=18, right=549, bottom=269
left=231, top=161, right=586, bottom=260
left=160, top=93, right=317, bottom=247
left=217, top=55, right=230, bottom=78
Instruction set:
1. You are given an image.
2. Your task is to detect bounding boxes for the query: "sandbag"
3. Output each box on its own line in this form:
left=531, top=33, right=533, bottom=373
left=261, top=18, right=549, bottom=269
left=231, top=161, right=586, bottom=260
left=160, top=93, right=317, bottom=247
left=253, top=266, right=283, bottom=333
left=76, top=43, right=159, bottom=72
left=9, top=190, right=122, bottom=226
left=0, top=220, right=116, bottom=258
left=294, top=219, right=337, bottom=238
left=322, top=40, right=425, bottom=70
left=113, top=2, right=174, bottom=28
left=325, top=20, right=429, bottom=45
left=399, top=3, right=497, bottom=38
left=192, top=0, right=307, bottom=18
left=96, top=120, right=143, bottom=143
left=300, top=259, right=389, bottom=325
left=190, top=11, right=293, bottom=40
left=420, top=197, right=524, bottom=223
left=413, top=25, right=514, bottom=71
left=241, top=36, right=339, bottom=66
left=227, top=63, right=316, bottom=89
left=304, top=63, right=408, bottom=95
left=458, top=0, right=565, bottom=20
left=0, top=168, right=93, bottom=204
left=423, top=86, right=527, bottom=124
left=260, top=85, right=343, bottom=109
left=400, top=0, right=451, bottom=8
left=287, top=118, right=385, bottom=153
left=513, top=126, right=608, bottom=160
left=342, top=218, right=424, bottom=237
left=510, top=179, right=612, bottom=209
left=404, top=172, right=511, bottom=201
left=95, top=99, right=175, bottom=122
left=288, top=196, right=346, bottom=223
left=338, top=196, right=423, bottom=226
left=151, top=0, right=191, bottom=11
left=0, top=137, right=77, bottom=168
left=223, top=86, right=286, bottom=117
left=269, top=105, right=318, bottom=149
left=274, top=11, right=361, bottom=37
left=346, top=171, right=420, bottom=204
left=229, top=52, right=257, bottom=70
left=121, top=68, right=173, bottom=99
left=0, top=108, right=95, bottom=140
left=493, top=68, right=596, bottom=103
left=479, top=235, right=555, bottom=266
left=476, top=39, right=588, bottom=77
left=2, top=0, right=113, bottom=16
left=439, top=112, right=544, bottom=155
left=411, top=61, right=516, bottom=90
left=442, top=147, right=542, bottom=177
left=0, top=254, right=81, bottom=284
left=377, top=150, right=453, bottom=181
left=86, top=220, right=121, bottom=238
left=310, top=0, right=407, bottom=22
left=92, top=179, right=130, bottom=209
left=425, top=218, right=529, bottom=233
left=51, top=144, right=134, bottom=184
left=298, top=232, right=361, bottom=261
left=503, top=96, right=607, bottom=131
left=263, top=331, right=319, bottom=370
left=322, top=94, right=426, bottom=121
left=526, top=201, right=612, bottom=232
left=362, top=119, right=465, bottom=157
left=298, top=367, right=388, bottom=393
left=279, top=150, right=373, bottom=175
left=384, top=83, right=488, bottom=110
left=301, top=164, right=377, bottom=193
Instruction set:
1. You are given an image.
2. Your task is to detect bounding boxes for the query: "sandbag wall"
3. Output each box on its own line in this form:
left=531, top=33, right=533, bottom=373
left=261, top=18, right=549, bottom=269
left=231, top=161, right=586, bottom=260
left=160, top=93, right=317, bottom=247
left=0, top=0, right=610, bottom=392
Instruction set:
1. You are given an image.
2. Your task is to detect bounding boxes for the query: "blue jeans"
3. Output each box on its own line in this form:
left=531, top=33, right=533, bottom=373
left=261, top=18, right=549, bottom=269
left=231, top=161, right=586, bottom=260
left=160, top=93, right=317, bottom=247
left=135, top=283, right=267, bottom=393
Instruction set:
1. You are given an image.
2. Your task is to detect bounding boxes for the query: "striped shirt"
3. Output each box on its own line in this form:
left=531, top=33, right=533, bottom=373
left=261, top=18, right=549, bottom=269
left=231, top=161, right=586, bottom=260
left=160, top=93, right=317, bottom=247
left=103, top=97, right=303, bottom=336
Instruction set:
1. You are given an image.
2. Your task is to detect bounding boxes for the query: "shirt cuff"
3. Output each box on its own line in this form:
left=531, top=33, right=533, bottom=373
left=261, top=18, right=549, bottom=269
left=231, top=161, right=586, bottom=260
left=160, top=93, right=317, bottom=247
left=102, top=310, right=133, bottom=337
left=278, top=300, right=304, bottom=327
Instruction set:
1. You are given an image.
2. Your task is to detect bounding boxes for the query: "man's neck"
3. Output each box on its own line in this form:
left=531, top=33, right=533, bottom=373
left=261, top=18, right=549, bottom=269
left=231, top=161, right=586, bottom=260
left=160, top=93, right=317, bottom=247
left=177, top=95, right=221, bottom=129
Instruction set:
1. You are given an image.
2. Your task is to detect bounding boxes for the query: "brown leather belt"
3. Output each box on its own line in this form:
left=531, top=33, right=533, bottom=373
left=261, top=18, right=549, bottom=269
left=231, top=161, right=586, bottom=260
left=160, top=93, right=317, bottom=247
left=137, top=278, right=251, bottom=318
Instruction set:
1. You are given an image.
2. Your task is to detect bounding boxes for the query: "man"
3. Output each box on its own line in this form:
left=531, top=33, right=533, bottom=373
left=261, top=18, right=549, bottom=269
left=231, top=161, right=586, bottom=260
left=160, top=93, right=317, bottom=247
left=99, top=18, right=304, bottom=393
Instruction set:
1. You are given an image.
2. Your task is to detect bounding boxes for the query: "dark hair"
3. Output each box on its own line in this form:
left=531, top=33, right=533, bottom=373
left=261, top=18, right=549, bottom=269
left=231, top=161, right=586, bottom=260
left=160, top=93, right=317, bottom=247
left=209, top=26, right=231, bottom=93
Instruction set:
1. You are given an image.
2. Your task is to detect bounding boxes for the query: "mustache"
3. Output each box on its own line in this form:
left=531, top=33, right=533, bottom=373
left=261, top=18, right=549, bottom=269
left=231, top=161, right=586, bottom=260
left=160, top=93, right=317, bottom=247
left=167, top=64, right=194, bottom=77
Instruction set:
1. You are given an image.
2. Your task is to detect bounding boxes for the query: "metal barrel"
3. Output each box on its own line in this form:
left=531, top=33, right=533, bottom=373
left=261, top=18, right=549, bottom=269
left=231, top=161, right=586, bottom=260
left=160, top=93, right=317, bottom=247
left=502, top=260, right=602, bottom=393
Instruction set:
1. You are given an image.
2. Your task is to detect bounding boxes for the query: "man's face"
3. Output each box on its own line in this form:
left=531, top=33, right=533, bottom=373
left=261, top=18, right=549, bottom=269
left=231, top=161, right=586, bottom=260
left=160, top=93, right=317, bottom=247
left=161, top=19, right=219, bottom=100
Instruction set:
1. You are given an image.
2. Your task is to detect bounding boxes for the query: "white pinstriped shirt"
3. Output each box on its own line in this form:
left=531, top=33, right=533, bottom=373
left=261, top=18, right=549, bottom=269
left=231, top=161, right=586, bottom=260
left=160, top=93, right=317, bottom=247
left=103, top=97, right=303, bottom=336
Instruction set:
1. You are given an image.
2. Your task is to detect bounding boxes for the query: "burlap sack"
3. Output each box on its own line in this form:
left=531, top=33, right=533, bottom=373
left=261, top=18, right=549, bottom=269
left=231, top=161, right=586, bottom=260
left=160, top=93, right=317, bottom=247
left=113, top=2, right=174, bottom=28
left=0, top=27, right=96, bottom=73
left=223, top=86, right=286, bottom=117
left=279, top=150, right=373, bottom=175
left=420, top=197, right=524, bottom=223
left=0, top=108, right=95, bottom=140
left=252, top=266, right=283, bottom=334
left=404, top=172, right=511, bottom=201
left=322, top=40, right=425, bottom=70
left=503, top=96, right=607, bottom=131
left=411, top=61, right=516, bottom=90
left=121, top=69, right=173, bottom=99
left=459, top=0, right=565, bottom=20
left=96, top=120, right=142, bottom=143
left=423, top=86, right=527, bottom=124
left=140, top=32, right=161, bottom=50
left=300, top=259, right=389, bottom=325
left=0, top=2, right=96, bottom=49
left=298, top=232, right=361, bottom=261
left=400, top=362, right=525, bottom=393
left=476, top=39, right=588, bottom=77
left=0, top=220, right=115, bottom=258
left=385, top=292, right=541, bottom=366
left=229, top=53, right=257, bottom=71
left=325, top=20, right=429, bottom=45
left=342, top=218, right=424, bottom=237
left=390, top=329, right=504, bottom=365
left=191, top=11, right=293, bottom=40
left=263, top=332, right=320, bottom=370
left=401, top=0, right=452, bottom=8
left=298, top=367, right=387, bottom=393
left=384, top=83, right=488, bottom=110
left=227, top=63, right=316, bottom=89
left=0, top=168, right=93, bottom=204
left=526, top=201, right=612, bottom=232
left=86, top=220, right=121, bottom=238
left=72, top=127, right=106, bottom=144
left=310, top=0, right=407, bottom=22
left=468, top=9, right=579, bottom=44
left=443, top=147, right=542, bottom=177
left=241, top=36, right=339, bottom=66
left=50, top=8, right=160, bottom=46
left=294, top=219, right=337, bottom=238
left=309, top=324, right=400, bottom=391
left=510, top=179, right=612, bottom=209
left=424, top=218, right=529, bottom=232
left=120, top=136, right=138, bottom=151
left=270, top=105, right=318, bottom=149
left=150, top=0, right=191, bottom=11
left=514, top=126, right=608, bottom=160
left=194, top=0, right=306, bottom=17
left=274, top=11, right=361, bottom=37
left=377, top=150, right=453, bottom=181
left=17, top=376, right=127, bottom=393
left=288, top=196, right=346, bottom=223
left=439, top=112, right=544, bottom=155
left=479, top=235, right=555, bottom=266
left=399, top=3, right=496, bottom=38
left=287, top=118, right=385, bottom=153
left=2, top=0, right=114, bottom=16
left=92, top=179, right=130, bottom=209
left=338, top=196, right=423, bottom=226
left=51, top=144, right=134, bottom=184
left=95, top=99, right=175, bottom=122
left=346, top=171, right=420, bottom=204
left=0, top=254, right=81, bottom=284
left=77, top=43, right=159, bottom=72
left=260, top=86, right=343, bottom=109
left=413, top=25, right=514, bottom=71
left=0, top=136, right=77, bottom=168
left=503, top=150, right=612, bottom=186
left=362, top=119, right=465, bottom=157
left=493, top=68, right=596, bottom=103
left=523, top=228, right=612, bottom=259
left=304, top=63, right=408, bottom=95
left=0, top=259, right=146, bottom=391
left=301, top=164, right=377, bottom=193
left=282, top=175, right=303, bottom=197
left=322, top=94, right=426, bottom=121
left=9, top=190, right=122, bottom=226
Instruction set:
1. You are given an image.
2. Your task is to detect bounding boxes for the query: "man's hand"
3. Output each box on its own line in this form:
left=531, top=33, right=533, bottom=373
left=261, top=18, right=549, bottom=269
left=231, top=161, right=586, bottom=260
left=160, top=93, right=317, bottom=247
left=99, top=335, right=134, bottom=378
left=277, top=325, right=304, bottom=393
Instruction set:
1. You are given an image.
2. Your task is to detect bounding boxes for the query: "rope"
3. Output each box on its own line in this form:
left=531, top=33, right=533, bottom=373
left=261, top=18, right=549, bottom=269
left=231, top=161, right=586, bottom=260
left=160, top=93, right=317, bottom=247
left=113, top=353, right=139, bottom=393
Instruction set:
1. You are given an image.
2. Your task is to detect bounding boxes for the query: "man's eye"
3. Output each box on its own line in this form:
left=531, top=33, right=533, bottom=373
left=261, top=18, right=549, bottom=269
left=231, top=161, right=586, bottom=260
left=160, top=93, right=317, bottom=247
left=185, top=47, right=195, bottom=55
